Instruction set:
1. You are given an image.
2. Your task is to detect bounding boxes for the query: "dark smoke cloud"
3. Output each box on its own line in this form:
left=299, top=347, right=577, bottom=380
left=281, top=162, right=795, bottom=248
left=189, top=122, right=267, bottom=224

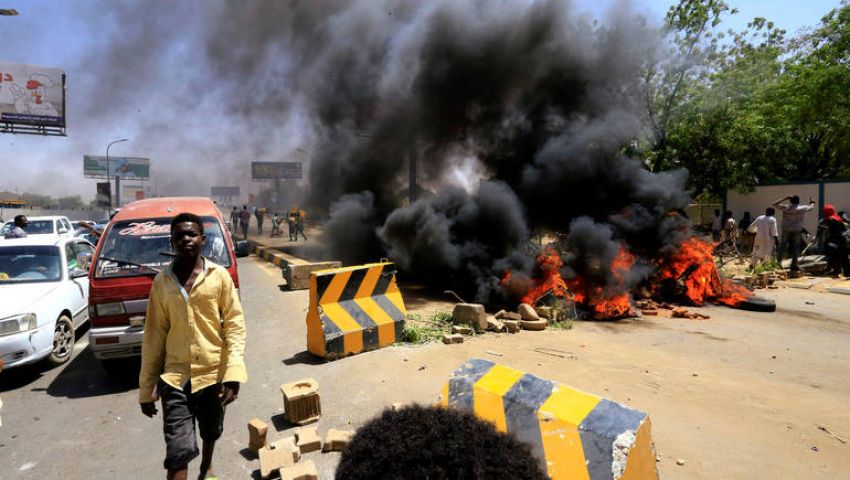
left=194, top=0, right=690, bottom=302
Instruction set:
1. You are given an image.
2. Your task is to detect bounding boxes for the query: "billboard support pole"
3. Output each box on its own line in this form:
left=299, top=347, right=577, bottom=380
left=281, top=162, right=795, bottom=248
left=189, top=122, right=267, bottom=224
left=106, top=138, right=129, bottom=209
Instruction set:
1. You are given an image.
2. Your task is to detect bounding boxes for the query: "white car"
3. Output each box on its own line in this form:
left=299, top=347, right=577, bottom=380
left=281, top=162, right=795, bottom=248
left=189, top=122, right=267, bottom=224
left=0, top=236, right=94, bottom=368
left=1, top=215, right=75, bottom=239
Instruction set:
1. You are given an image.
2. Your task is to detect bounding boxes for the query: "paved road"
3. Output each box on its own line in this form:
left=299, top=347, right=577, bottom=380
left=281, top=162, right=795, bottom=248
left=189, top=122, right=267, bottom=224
left=0, top=256, right=359, bottom=479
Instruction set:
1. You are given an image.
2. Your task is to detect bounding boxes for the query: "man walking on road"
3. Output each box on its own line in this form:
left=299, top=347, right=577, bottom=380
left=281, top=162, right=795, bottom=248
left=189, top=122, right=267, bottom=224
left=255, top=207, right=265, bottom=235
left=239, top=205, right=251, bottom=240
left=229, top=207, right=239, bottom=235
left=748, top=208, right=779, bottom=267
left=773, top=195, right=815, bottom=272
left=139, top=212, right=247, bottom=480
left=4, top=215, right=28, bottom=239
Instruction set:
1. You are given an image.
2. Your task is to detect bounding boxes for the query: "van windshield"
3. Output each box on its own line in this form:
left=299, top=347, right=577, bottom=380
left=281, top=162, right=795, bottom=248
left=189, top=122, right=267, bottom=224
left=95, top=217, right=231, bottom=278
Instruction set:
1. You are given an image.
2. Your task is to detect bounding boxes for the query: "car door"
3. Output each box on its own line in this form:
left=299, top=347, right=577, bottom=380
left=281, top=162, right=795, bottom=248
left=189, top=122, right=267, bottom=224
left=66, top=240, right=92, bottom=328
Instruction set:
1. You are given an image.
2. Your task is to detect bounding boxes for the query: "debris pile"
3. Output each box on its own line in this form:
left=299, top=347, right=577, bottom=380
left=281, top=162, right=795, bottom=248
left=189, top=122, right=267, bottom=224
left=249, top=378, right=355, bottom=479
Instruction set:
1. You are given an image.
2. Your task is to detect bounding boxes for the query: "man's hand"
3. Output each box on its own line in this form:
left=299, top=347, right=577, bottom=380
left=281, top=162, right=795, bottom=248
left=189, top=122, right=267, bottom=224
left=140, top=387, right=159, bottom=417
left=219, top=381, right=240, bottom=407
left=140, top=402, right=158, bottom=417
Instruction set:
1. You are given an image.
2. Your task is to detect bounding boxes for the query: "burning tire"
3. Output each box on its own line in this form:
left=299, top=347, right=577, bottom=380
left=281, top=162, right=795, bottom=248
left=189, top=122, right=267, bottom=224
left=735, top=295, right=776, bottom=312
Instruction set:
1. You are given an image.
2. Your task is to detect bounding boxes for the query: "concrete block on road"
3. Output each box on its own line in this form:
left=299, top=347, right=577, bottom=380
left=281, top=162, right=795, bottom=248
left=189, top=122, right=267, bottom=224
left=281, top=378, right=321, bottom=425
left=442, top=333, right=464, bottom=344
left=307, top=262, right=406, bottom=359
left=279, top=459, right=318, bottom=480
left=248, top=417, right=269, bottom=454
left=440, top=358, right=658, bottom=480
left=452, top=303, right=487, bottom=331
left=259, top=438, right=299, bottom=479
left=295, top=426, right=322, bottom=454
left=322, top=428, right=354, bottom=452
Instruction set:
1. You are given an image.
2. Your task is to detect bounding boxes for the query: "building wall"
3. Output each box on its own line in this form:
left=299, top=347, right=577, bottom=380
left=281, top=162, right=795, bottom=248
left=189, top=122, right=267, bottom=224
left=726, top=183, right=821, bottom=234
left=824, top=183, right=850, bottom=217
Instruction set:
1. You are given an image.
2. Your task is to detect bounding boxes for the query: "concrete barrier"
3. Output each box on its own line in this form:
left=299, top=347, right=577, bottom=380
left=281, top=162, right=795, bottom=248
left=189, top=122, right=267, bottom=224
left=439, top=358, right=657, bottom=480
left=306, top=262, right=406, bottom=359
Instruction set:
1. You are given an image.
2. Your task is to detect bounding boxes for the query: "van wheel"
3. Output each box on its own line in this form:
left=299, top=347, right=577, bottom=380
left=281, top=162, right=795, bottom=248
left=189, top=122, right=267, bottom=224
left=48, top=315, right=75, bottom=365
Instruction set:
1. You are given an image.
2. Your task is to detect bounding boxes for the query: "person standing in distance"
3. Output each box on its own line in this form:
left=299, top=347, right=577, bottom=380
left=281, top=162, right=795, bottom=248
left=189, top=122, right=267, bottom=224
left=239, top=205, right=251, bottom=240
left=4, top=215, right=28, bottom=239
left=139, top=212, right=247, bottom=480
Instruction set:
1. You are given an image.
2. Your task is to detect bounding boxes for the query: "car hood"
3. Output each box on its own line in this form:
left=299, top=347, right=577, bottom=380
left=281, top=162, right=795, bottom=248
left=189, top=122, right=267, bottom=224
left=0, top=283, right=60, bottom=318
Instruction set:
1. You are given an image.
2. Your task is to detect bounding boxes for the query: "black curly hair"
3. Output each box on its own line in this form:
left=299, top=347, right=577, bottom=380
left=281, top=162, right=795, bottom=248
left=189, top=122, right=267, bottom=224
left=170, top=212, right=204, bottom=234
left=335, top=405, right=548, bottom=480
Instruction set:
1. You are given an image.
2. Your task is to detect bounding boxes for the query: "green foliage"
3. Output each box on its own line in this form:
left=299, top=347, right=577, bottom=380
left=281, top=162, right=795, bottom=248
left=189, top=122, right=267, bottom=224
left=401, top=311, right=454, bottom=344
left=641, top=0, right=850, bottom=196
left=750, top=259, right=781, bottom=275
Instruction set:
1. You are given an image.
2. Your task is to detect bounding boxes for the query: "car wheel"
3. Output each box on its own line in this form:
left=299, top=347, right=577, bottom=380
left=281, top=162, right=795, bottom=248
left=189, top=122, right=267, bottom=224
left=47, top=315, right=75, bottom=365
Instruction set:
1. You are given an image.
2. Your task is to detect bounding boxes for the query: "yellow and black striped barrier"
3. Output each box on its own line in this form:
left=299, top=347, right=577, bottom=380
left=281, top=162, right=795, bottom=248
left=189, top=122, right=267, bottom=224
left=306, top=262, right=406, bottom=359
left=439, top=358, right=657, bottom=480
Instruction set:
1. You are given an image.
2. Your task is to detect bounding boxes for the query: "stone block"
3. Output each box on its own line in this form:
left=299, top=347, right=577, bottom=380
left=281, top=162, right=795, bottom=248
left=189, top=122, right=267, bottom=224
left=442, top=333, right=464, bottom=344
left=503, top=320, right=520, bottom=333
left=259, top=438, right=299, bottom=479
left=451, top=325, right=473, bottom=335
left=452, top=303, right=488, bottom=331
left=247, top=417, right=269, bottom=454
left=518, top=303, right=540, bottom=321
left=323, top=428, right=355, bottom=452
left=281, top=378, right=321, bottom=425
left=279, top=459, right=318, bottom=480
left=486, top=316, right=504, bottom=332
left=295, top=426, right=322, bottom=454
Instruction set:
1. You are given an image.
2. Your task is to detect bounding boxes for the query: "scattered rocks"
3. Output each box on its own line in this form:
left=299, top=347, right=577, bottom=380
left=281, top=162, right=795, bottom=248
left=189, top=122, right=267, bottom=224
left=486, top=316, right=505, bottom=332
left=503, top=320, right=520, bottom=333
left=452, top=303, right=488, bottom=331
left=295, top=427, right=322, bottom=454
left=495, top=310, right=522, bottom=321
left=676, top=458, right=686, bottom=466
left=520, top=319, right=547, bottom=331
left=442, top=333, right=464, bottom=344
left=323, top=429, right=355, bottom=452
left=279, top=459, right=318, bottom=480
left=451, top=325, right=473, bottom=335
left=518, top=303, right=540, bottom=321
left=248, top=418, right=269, bottom=454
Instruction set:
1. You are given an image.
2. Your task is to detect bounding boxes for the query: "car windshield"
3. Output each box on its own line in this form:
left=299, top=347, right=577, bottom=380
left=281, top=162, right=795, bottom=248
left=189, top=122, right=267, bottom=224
left=95, top=216, right=230, bottom=278
left=0, top=245, right=62, bottom=283
left=1, top=220, right=54, bottom=235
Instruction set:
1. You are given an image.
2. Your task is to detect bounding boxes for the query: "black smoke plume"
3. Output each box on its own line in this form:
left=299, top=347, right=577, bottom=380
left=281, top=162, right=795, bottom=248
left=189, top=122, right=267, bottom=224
left=201, top=0, right=692, bottom=303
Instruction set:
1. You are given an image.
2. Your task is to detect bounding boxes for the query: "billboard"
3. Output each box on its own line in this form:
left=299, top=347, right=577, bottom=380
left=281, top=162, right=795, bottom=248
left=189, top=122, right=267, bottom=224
left=0, top=62, right=65, bottom=128
left=84, top=155, right=150, bottom=179
left=251, top=162, right=302, bottom=180
left=211, top=186, right=240, bottom=197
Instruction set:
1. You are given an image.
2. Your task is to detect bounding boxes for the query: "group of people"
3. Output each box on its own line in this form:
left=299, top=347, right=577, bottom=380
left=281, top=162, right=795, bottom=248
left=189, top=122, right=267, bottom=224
left=229, top=205, right=307, bottom=241
left=713, top=195, right=850, bottom=277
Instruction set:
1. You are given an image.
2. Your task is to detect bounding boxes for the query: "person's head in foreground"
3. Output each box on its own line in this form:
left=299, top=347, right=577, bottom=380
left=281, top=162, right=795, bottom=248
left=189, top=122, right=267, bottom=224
left=335, top=404, right=548, bottom=480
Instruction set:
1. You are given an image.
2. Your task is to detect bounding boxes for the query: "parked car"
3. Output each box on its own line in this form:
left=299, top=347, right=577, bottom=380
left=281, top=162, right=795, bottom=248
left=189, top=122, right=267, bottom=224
left=1, top=215, right=75, bottom=239
left=0, top=236, right=95, bottom=368
left=87, top=197, right=239, bottom=369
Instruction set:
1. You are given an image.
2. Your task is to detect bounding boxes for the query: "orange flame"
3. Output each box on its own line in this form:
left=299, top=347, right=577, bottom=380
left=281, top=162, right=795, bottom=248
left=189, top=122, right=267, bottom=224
left=566, top=245, right=634, bottom=319
left=655, top=237, right=751, bottom=306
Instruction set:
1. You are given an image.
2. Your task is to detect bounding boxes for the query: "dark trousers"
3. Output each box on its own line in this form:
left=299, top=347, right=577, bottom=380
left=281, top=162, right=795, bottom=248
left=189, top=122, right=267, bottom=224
left=779, top=230, right=802, bottom=270
left=241, top=222, right=249, bottom=240
left=160, top=380, right=224, bottom=470
left=826, top=245, right=850, bottom=276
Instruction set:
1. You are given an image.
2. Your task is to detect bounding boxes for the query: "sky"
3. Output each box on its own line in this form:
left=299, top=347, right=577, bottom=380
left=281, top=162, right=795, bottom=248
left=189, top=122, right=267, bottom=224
left=0, top=0, right=842, bottom=202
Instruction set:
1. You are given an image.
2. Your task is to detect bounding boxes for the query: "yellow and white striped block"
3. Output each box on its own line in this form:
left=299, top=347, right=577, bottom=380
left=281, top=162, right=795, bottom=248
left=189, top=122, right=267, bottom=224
left=440, top=358, right=657, bottom=480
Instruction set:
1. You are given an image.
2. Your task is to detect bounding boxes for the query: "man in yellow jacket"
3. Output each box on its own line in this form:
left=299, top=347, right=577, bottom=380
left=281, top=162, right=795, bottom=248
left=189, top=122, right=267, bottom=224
left=139, top=212, right=247, bottom=480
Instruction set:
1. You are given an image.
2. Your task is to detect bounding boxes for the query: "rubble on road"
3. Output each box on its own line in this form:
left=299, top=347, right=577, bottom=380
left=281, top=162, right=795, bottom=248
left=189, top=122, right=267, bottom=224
left=442, top=333, right=465, bottom=344
left=451, top=325, right=473, bottom=335
left=503, top=319, right=520, bottom=333
left=452, top=303, right=488, bottom=331
left=281, top=378, right=321, bottom=425
left=248, top=418, right=269, bottom=454
left=520, top=318, right=547, bottom=331
left=279, top=459, right=318, bottom=480
left=495, top=310, right=522, bottom=321
left=259, top=438, right=300, bottom=479
left=295, top=426, right=322, bottom=454
left=518, top=303, right=540, bottom=321
left=486, top=316, right=505, bottom=332
left=323, top=429, right=355, bottom=452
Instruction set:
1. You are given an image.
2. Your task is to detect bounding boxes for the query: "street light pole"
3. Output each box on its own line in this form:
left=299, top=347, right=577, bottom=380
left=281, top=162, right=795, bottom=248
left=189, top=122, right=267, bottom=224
left=106, top=138, right=129, bottom=209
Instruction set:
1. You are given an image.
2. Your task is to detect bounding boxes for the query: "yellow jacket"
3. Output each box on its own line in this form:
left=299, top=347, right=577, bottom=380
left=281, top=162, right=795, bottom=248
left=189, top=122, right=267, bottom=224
left=138, top=258, right=247, bottom=403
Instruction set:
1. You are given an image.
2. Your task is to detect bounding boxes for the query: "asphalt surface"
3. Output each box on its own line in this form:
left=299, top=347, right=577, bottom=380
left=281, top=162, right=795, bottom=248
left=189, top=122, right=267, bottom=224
left=0, top=256, right=354, bottom=479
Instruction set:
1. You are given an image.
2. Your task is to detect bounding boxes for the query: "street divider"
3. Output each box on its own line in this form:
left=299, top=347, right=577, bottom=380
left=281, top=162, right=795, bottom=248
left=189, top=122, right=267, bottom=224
left=439, top=358, right=658, bottom=480
left=306, top=262, right=406, bottom=359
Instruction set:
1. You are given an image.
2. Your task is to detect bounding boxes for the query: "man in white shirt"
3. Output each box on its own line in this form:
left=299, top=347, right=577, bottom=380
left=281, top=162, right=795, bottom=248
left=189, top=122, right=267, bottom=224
left=749, top=208, right=779, bottom=267
left=711, top=209, right=722, bottom=240
left=773, top=195, right=816, bottom=271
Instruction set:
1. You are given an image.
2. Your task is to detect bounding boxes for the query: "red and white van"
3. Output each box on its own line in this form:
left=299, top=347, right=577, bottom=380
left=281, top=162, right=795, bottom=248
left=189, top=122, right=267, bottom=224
left=86, top=197, right=239, bottom=366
